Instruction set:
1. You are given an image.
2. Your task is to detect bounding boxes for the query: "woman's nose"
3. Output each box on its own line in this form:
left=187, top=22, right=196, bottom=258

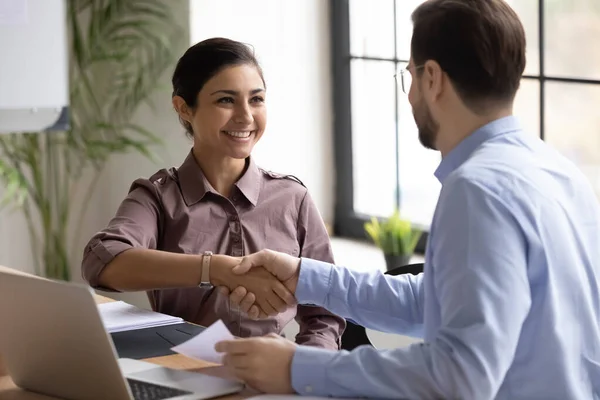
left=233, top=103, right=253, bottom=124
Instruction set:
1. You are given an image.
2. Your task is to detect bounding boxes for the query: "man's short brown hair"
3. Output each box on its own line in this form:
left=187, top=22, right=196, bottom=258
left=411, top=0, right=526, bottom=113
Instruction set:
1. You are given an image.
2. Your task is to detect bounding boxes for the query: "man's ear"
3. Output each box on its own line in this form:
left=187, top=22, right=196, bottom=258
left=423, top=60, right=444, bottom=102
left=172, top=96, right=192, bottom=123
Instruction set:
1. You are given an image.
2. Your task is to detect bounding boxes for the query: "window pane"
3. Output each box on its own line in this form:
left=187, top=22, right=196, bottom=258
left=396, top=0, right=539, bottom=74
left=505, top=0, right=539, bottom=75
left=545, top=82, right=600, bottom=197
left=395, top=0, right=425, bottom=61
left=351, top=60, right=397, bottom=217
left=396, top=63, right=441, bottom=228
left=513, top=78, right=540, bottom=136
left=545, top=0, right=600, bottom=80
left=350, top=0, right=395, bottom=59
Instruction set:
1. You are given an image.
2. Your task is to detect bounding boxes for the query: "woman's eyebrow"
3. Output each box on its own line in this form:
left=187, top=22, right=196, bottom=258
left=210, top=88, right=265, bottom=96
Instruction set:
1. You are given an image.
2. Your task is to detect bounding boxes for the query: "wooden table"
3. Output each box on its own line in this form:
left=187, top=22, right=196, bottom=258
left=0, top=267, right=258, bottom=400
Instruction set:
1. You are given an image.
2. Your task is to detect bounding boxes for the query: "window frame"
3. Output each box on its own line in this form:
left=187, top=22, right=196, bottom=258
left=331, top=0, right=600, bottom=254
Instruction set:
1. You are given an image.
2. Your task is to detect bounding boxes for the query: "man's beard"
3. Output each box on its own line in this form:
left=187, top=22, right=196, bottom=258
left=413, top=98, right=439, bottom=150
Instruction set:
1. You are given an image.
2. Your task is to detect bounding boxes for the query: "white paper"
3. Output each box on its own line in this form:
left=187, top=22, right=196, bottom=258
left=170, top=319, right=234, bottom=364
left=98, top=301, right=183, bottom=333
left=0, top=0, right=28, bottom=25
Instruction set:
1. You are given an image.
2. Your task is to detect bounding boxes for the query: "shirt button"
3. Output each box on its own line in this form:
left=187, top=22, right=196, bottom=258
left=305, top=385, right=313, bottom=393
left=232, top=236, right=240, bottom=243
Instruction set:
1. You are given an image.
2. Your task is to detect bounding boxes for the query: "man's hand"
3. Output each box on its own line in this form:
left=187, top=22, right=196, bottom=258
left=233, top=249, right=302, bottom=291
left=211, top=255, right=295, bottom=317
left=219, top=250, right=302, bottom=319
left=215, top=333, right=296, bottom=394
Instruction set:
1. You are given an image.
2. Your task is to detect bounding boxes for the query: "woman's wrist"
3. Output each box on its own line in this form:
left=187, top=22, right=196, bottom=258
left=208, top=254, right=240, bottom=287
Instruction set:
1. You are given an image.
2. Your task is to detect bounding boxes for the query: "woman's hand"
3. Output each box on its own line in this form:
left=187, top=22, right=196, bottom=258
left=210, top=255, right=296, bottom=317
left=216, top=250, right=301, bottom=319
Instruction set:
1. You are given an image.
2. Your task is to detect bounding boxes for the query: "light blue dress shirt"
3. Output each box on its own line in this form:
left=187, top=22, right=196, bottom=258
left=290, top=116, right=600, bottom=399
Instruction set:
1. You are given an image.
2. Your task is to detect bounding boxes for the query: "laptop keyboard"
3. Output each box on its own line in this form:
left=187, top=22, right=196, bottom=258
left=127, top=378, right=193, bottom=400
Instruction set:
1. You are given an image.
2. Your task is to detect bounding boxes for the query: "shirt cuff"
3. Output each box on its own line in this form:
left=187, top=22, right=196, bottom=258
left=82, top=239, right=133, bottom=290
left=295, top=258, right=334, bottom=306
left=291, top=345, right=337, bottom=396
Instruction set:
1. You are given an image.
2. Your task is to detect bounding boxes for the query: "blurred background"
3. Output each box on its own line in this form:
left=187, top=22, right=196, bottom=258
left=0, top=0, right=599, bottom=348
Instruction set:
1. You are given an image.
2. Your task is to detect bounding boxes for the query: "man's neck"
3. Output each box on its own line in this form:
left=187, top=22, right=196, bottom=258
left=437, top=107, right=513, bottom=157
left=192, top=147, right=246, bottom=198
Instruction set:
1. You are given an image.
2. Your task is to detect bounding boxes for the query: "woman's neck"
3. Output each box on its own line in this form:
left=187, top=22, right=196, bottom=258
left=192, top=146, right=246, bottom=198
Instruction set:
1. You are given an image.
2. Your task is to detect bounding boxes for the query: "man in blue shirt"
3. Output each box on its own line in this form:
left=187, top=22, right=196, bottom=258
left=215, top=0, right=600, bottom=398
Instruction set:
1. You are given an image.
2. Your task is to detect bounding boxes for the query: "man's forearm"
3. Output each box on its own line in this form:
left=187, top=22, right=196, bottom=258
left=290, top=339, right=462, bottom=399
left=296, top=258, right=424, bottom=336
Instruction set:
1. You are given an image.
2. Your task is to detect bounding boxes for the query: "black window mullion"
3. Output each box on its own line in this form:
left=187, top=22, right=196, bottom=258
left=330, top=0, right=355, bottom=235
left=393, top=0, right=401, bottom=211
left=539, top=0, right=546, bottom=140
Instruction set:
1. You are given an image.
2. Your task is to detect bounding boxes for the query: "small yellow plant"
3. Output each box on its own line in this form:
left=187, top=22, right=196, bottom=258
left=364, top=210, right=422, bottom=256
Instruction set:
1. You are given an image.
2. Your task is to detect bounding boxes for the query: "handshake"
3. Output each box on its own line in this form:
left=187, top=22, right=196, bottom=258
left=212, top=250, right=302, bottom=319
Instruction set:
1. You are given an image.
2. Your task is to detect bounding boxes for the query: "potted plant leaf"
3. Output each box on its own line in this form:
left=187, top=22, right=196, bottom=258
left=364, top=210, right=422, bottom=272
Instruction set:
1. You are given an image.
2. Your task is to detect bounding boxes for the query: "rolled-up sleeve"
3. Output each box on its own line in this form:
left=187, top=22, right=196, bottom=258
left=81, top=177, right=162, bottom=289
left=294, top=191, right=346, bottom=350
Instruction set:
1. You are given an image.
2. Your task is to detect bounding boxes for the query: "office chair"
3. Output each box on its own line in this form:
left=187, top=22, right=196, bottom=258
left=340, top=262, right=424, bottom=351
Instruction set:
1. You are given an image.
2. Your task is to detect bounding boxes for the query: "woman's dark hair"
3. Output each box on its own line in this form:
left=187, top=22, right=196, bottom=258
left=411, top=0, right=526, bottom=114
left=171, top=37, right=265, bottom=137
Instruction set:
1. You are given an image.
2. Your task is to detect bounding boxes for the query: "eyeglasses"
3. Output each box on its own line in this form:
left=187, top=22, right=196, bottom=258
left=397, top=65, right=424, bottom=94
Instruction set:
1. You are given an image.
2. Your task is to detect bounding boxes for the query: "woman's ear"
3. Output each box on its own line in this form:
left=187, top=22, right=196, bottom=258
left=172, top=95, right=192, bottom=123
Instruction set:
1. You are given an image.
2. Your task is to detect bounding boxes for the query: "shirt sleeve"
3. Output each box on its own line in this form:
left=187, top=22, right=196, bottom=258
left=81, top=177, right=162, bottom=290
left=291, top=177, right=532, bottom=399
left=293, top=190, right=346, bottom=350
left=296, top=259, right=424, bottom=337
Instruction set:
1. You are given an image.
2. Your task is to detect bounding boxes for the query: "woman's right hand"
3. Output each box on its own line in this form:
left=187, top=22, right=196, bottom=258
left=210, top=255, right=296, bottom=317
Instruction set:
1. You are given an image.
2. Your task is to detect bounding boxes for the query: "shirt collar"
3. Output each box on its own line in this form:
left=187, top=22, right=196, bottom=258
left=234, top=156, right=261, bottom=206
left=178, top=149, right=262, bottom=207
left=434, top=115, right=522, bottom=183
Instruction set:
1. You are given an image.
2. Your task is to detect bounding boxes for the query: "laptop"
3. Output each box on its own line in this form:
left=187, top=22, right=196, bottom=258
left=0, top=270, right=244, bottom=400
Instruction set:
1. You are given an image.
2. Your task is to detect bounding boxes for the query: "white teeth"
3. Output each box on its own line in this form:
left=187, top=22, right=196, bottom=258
left=224, top=131, right=252, bottom=138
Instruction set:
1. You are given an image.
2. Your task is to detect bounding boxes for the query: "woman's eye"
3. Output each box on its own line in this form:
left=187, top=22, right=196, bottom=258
left=251, top=96, right=265, bottom=103
left=217, top=97, right=234, bottom=104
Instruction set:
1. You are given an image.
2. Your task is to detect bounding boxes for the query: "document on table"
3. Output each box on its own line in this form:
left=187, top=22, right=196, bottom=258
left=171, top=319, right=234, bottom=364
left=98, top=301, right=183, bottom=333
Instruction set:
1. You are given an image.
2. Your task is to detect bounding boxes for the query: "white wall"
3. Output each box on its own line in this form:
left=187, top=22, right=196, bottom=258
left=190, top=0, right=335, bottom=223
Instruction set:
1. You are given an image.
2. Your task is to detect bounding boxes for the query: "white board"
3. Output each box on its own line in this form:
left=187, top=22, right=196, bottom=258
left=0, top=0, right=69, bottom=133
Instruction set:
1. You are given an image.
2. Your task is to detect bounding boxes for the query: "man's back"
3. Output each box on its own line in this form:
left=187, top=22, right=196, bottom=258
left=434, top=120, right=600, bottom=398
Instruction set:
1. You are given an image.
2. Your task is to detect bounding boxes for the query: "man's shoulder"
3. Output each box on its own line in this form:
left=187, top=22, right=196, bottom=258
left=442, top=156, right=556, bottom=220
left=440, top=167, right=518, bottom=213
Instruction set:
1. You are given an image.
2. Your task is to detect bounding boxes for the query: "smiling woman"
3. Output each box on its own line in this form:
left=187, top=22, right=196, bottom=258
left=80, top=38, right=345, bottom=350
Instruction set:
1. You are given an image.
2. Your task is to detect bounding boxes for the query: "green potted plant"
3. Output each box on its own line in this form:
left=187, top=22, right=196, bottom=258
left=364, top=210, right=422, bottom=271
